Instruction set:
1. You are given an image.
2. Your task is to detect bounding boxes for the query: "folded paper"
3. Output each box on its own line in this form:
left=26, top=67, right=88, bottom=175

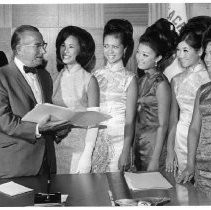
left=0, top=181, right=33, bottom=196
left=22, top=103, right=111, bottom=128
left=124, top=172, right=172, bottom=191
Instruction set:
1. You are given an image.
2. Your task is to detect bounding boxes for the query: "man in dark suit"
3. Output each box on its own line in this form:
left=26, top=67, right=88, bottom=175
left=0, top=51, right=8, bottom=67
left=0, top=25, right=65, bottom=178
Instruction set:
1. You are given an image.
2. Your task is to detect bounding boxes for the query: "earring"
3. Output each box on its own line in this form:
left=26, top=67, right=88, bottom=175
left=155, top=61, right=157, bottom=67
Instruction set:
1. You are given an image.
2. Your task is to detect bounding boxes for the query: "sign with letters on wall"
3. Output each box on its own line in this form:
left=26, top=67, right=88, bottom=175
left=167, top=3, right=187, bottom=33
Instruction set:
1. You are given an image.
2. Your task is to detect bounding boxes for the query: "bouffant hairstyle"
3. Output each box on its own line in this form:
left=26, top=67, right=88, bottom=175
left=139, top=18, right=178, bottom=72
left=103, top=19, right=134, bottom=67
left=186, top=16, right=211, bottom=60
left=187, top=16, right=211, bottom=30
left=146, top=18, right=178, bottom=56
left=56, top=26, right=95, bottom=72
left=178, top=22, right=208, bottom=52
left=202, top=25, right=211, bottom=58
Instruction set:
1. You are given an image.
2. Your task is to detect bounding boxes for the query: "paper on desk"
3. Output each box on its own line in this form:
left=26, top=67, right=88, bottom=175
left=22, top=103, right=111, bottom=127
left=124, top=172, right=172, bottom=191
left=61, top=194, right=69, bottom=203
left=0, top=181, right=33, bottom=196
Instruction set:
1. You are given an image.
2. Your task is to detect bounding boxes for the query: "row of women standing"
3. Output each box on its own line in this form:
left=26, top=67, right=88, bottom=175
left=52, top=19, right=137, bottom=174
left=52, top=15, right=211, bottom=195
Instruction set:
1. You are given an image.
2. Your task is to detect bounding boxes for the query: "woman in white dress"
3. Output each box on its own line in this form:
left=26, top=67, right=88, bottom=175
left=91, top=19, right=138, bottom=173
left=166, top=22, right=210, bottom=175
left=52, top=26, right=100, bottom=174
left=177, top=28, right=211, bottom=194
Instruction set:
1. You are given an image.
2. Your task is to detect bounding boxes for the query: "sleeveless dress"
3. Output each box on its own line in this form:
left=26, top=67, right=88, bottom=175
left=134, top=71, right=169, bottom=172
left=52, top=63, right=92, bottom=174
left=173, top=63, right=210, bottom=173
left=91, top=60, right=135, bottom=173
left=194, top=81, right=211, bottom=195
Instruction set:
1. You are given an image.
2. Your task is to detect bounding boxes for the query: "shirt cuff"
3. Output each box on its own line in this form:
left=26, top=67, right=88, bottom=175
left=36, top=124, right=42, bottom=138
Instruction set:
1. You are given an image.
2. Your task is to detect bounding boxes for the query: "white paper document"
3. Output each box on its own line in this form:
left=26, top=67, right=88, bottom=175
left=124, top=172, right=173, bottom=191
left=0, top=181, right=33, bottom=196
left=22, top=103, right=111, bottom=127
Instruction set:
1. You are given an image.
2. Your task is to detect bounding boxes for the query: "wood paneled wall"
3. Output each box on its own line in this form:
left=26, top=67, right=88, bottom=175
left=188, top=3, right=211, bottom=18
left=0, top=3, right=148, bottom=80
left=0, top=3, right=210, bottom=79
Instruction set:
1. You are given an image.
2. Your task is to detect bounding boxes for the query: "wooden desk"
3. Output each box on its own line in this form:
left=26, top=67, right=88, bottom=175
left=0, top=172, right=211, bottom=206
left=105, top=171, right=211, bottom=206
left=0, top=173, right=111, bottom=206
left=127, top=171, right=211, bottom=206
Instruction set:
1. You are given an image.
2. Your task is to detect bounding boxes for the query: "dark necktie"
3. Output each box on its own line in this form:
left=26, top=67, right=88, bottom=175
left=23, top=66, right=37, bottom=74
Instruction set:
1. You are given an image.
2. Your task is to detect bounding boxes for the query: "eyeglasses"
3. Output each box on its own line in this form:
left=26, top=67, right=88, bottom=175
left=21, top=42, right=48, bottom=50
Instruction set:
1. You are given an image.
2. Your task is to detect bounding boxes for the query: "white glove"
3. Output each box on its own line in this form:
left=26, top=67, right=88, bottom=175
left=76, top=152, right=92, bottom=174
left=76, top=107, right=99, bottom=173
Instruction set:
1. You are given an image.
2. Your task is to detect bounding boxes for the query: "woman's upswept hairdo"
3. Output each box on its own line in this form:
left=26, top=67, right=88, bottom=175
left=139, top=18, right=178, bottom=72
left=103, top=19, right=134, bottom=67
left=187, top=16, right=211, bottom=30
left=146, top=18, right=178, bottom=55
left=56, top=26, right=95, bottom=72
left=178, top=18, right=211, bottom=52
left=185, top=16, right=211, bottom=60
left=202, top=25, right=211, bottom=59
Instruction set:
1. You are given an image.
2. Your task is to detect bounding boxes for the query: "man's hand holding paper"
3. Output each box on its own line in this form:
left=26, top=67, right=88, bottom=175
left=22, top=103, right=111, bottom=129
left=35, top=114, right=51, bottom=139
left=37, top=114, right=71, bottom=143
left=22, top=103, right=111, bottom=144
left=37, top=114, right=51, bottom=131
left=53, top=126, right=71, bottom=144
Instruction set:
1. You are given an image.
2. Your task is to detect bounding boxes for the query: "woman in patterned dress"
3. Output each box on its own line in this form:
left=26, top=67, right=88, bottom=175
left=134, top=19, right=173, bottom=172
left=91, top=19, right=138, bottom=173
left=166, top=22, right=210, bottom=176
left=52, top=26, right=100, bottom=174
left=177, top=26, right=211, bottom=195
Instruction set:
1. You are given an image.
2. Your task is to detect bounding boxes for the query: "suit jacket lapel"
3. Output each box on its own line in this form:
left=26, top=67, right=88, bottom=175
left=10, top=62, right=37, bottom=104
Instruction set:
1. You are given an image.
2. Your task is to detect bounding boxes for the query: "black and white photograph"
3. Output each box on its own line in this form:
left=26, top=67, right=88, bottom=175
left=0, top=0, right=211, bottom=207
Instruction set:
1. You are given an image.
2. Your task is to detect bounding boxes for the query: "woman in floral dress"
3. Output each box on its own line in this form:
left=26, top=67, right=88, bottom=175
left=91, top=19, right=138, bottom=173
left=166, top=22, right=210, bottom=175
left=177, top=26, right=211, bottom=196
